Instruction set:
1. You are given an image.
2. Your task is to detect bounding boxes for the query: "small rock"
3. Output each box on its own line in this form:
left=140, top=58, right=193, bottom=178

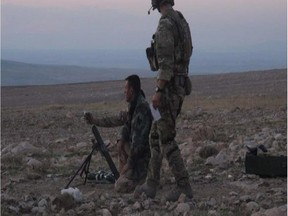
left=11, top=142, right=41, bottom=155
left=246, top=201, right=259, bottom=213
left=205, top=174, right=213, bottom=179
left=207, top=198, right=217, bottom=207
left=109, top=200, right=120, bottom=214
left=77, top=202, right=95, bottom=214
left=26, top=158, right=43, bottom=170
left=76, top=142, right=88, bottom=149
left=54, top=138, right=69, bottom=144
left=121, top=206, right=133, bottom=215
left=52, top=193, right=75, bottom=211
left=9, top=205, right=20, bottom=214
left=208, top=210, right=219, bottom=216
left=229, top=191, right=238, bottom=197
left=66, top=209, right=77, bottom=216
left=142, top=199, right=151, bottom=210
left=199, top=145, right=219, bottom=159
left=274, top=134, right=283, bottom=140
left=255, top=193, right=264, bottom=202
left=133, top=201, right=141, bottom=210
left=240, top=195, right=253, bottom=202
left=38, top=198, right=48, bottom=208
left=102, top=209, right=112, bottom=216
left=178, top=193, right=186, bottom=203
left=26, top=172, right=42, bottom=180
left=175, top=203, right=190, bottom=215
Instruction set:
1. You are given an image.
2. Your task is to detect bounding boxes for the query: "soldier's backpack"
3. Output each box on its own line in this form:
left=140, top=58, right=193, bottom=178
left=172, top=11, right=193, bottom=95
left=172, top=10, right=193, bottom=68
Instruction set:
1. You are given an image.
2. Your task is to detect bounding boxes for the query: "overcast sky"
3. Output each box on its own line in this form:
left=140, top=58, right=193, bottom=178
left=2, top=0, right=287, bottom=53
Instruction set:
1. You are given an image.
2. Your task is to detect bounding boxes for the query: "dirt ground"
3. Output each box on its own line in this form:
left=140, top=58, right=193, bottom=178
left=1, top=69, right=287, bottom=215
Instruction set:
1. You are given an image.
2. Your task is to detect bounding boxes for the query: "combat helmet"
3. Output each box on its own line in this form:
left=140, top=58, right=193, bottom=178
left=151, top=0, right=174, bottom=11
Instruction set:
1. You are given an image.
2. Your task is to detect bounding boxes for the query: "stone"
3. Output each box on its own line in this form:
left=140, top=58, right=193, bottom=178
left=246, top=201, right=260, bottom=213
left=199, top=145, right=219, bottom=158
left=38, top=198, right=48, bottom=208
left=208, top=210, right=219, bottom=216
left=142, top=199, right=152, bottom=210
left=240, top=195, right=253, bottom=202
left=174, top=203, right=190, bottom=215
left=274, top=134, right=283, bottom=140
left=229, top=191, right=238, bottom=197
left=133, top=201, right=141, bottom=210
left=121, top=206, right=133, bottom=215
left=76, top=202, right=95, bottom=214
left=205, top=149, right=231, bottom=168
left=52, top=193, right=75, bottom=211
left=102, top=209, right=112, bottom=216
left=26, top=158, right=43, bottom=171
left=11, top=142, right=41, bottom=155
left=178, top=193, right=187, bottom=203
left=252, top=205, right=287, bottom=216
left=207, top=198, right=217, bottom=207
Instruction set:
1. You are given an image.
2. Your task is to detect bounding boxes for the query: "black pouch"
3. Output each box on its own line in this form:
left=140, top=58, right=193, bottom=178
left=146, top=34, right=159, bottom=71
left=245, top=154, right=287, bottom=177
left=184, top=76, right=192, bottom=95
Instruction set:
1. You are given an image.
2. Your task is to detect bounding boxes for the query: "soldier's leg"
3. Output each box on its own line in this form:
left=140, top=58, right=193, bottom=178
left=134, top=122, right=163, bottom=198
left=116, top=140, right=141, bottom=193
left=146, top=122, right=163, bottom=186
left=117, top=140, right=129, bottom=172
left=162, top=92, right=193, bottom=201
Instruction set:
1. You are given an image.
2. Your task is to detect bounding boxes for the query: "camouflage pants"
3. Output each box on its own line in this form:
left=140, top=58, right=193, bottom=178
left=115, top=140, right=148, bottom=193
left=117, top=140, right=130, bottom=173
left=146, top=85, right=190, bottom=187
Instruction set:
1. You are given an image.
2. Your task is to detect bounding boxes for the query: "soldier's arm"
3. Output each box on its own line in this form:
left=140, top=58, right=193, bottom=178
left=88, top=111, right=128, bottom=128
left=155, top=17, right=175, bottom=83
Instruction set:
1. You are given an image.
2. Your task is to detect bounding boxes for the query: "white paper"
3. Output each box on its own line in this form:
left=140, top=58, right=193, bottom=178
left=150, top=104, right=161, bottom=121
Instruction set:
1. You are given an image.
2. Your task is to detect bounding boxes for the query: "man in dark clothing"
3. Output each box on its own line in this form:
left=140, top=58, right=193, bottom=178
left=85, top=75, right=153, bottom=193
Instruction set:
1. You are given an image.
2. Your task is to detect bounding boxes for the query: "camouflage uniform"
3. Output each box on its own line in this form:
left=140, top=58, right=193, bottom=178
left=146, top=8, right=191, bottom=192
left=94, top=93, right=152, bottom=193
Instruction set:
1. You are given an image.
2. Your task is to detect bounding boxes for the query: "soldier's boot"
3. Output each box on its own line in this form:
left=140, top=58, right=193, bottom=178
left=133, top=154, right=161, bottom=199
left=115, top=175, right=141, bottom=194
left=134, top=121, right=163, bottom=199
left=165, top=140, right=193, bottom=202
left=134, top=181, right=157, bottom=199
left=133, top=149, right=161, bottom=199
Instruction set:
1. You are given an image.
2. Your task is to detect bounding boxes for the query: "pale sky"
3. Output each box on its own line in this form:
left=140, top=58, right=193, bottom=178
left=1, top=0, right=287, bottom=52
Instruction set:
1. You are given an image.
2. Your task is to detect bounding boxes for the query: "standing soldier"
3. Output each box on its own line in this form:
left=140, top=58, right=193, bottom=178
left=85, top=75, right=153, bottom=193
left=134, top=0, right=193, bottom=201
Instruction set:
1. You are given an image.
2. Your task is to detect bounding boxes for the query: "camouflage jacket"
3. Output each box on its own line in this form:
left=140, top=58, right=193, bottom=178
left=155, top=8, right=190, bottom=81
left=94, top=93, right=152, bottom=165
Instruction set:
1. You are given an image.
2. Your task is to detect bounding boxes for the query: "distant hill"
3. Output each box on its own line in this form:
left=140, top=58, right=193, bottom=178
left=1, top=60, right=153, bottom=86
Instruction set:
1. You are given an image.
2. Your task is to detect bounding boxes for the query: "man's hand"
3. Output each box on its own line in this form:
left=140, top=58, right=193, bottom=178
left=84, top=112, right=94, bottom=125
left=152, top=92, right=162, bottom=109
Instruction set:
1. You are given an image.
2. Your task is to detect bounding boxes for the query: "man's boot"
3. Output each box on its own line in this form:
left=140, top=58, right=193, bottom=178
left=134, top=181, right=157, bottom=199
left=166, top=183, right=193, bottom=202
left=165, top=140, right=193, bottom=202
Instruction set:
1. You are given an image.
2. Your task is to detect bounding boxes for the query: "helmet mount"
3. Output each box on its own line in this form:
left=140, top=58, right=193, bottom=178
left=149, top=0, right=174, bottom=14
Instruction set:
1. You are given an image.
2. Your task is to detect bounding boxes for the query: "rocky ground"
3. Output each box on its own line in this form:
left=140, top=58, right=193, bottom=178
left=1, top=69, right=287, bottom=215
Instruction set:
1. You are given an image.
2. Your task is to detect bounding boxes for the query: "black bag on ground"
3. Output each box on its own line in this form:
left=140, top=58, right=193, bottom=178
left=245, top=154, right=287, bottom=177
